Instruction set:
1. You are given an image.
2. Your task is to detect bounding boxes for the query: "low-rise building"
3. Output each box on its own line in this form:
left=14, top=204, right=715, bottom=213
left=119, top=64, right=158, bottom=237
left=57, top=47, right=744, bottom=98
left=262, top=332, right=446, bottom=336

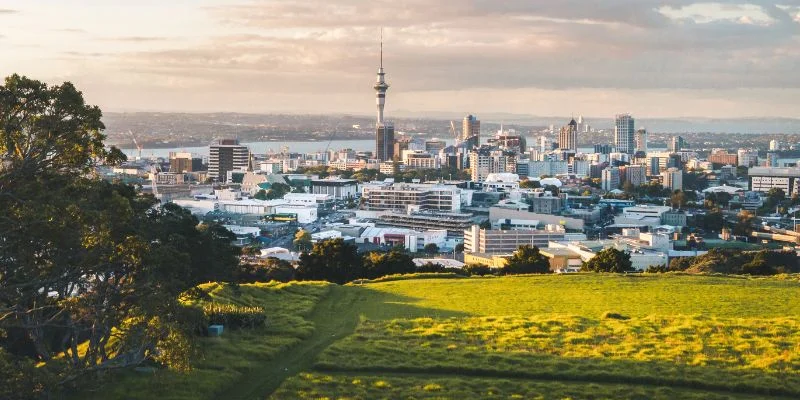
left=463, top=253, right=511, bottom=268
left=361, top=183, right=462, bottom=212
left=377, top=211, right=474, bottom=237
left=310, top=178, right=359, bottom=200
left=464, top=225, right=566, bottom=254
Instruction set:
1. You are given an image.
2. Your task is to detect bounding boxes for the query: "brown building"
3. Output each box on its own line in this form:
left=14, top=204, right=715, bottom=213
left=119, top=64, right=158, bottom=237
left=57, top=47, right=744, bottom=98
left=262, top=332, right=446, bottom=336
left=708, top=150, right=738, bottom=166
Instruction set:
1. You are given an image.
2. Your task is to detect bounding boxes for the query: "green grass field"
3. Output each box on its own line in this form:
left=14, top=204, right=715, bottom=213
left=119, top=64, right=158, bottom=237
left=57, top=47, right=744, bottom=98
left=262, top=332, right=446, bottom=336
left=74, top=274, right=800, bottom=399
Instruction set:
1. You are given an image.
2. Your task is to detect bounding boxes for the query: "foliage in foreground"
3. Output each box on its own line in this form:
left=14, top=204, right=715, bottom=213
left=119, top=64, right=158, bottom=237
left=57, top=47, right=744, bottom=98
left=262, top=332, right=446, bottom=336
left=76, top=281, right=331, bottom=400
left=316, top=315, right=800, bottom=396
left=0, top=75, right=241, bottom=398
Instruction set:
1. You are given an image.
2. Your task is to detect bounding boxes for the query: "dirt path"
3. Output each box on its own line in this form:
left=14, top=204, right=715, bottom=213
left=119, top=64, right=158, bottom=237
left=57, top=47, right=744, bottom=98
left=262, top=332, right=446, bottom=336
left=225, top=285, right=362, bottom=400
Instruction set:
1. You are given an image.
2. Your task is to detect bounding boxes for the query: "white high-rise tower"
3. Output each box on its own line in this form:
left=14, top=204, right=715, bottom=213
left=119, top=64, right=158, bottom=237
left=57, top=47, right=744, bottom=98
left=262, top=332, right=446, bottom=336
left=374, top=32, right=394, bottom=162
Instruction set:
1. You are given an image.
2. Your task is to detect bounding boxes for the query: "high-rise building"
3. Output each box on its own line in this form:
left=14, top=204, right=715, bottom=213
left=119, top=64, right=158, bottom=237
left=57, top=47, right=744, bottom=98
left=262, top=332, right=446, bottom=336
left=708, top=149, right=738, bottom=165
left=614, top=114, right=635, bottom=155
left=669, top=136, right=685, bottom=153
left=425, top=139, right=446, bottom=153
left=621, top=165, right=647, bottom=187
left=770, top=140, right=780, bottom=151
left=593, top=144, right=613, bottom=155
left=169, top=152, right=203, bottom=173
left=558, top=119, right=578, bottom=151
left=374, top=37, right=394, bottom=162
left=661, top=168, right=683, bottom=191
left=601, top=167, right=620, bottom=191
left=469, top=147, right=515, bottom=182
left=737, top=149, right=759, bottom=167
left=635, top=128, right=648, bottom=153
left=209, top=139, right=249, bottom=183
left=462, top=115, right=480, bottom=144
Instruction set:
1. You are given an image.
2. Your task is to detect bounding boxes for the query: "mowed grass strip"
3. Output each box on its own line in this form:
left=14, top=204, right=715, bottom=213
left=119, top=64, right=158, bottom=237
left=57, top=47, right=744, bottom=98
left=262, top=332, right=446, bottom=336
left=316, top=315, right=800, bottom=396
left=272, top=372, right=776, bottom=400
left=358, top=274, right=800, bottom=319
left=77, top=281, right=331, bottom=400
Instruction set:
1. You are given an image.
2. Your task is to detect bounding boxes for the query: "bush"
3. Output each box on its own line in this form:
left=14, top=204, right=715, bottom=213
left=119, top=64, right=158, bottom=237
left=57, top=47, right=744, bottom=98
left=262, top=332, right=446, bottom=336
left=602, top=312, right=631, bottom=320
left=463, top=263, right=494, bottom=276
left=202, top=303, right=266, bottom=330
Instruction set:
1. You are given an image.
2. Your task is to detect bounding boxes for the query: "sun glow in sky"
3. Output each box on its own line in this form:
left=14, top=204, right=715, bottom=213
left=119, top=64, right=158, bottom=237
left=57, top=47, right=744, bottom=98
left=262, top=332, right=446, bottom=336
left=1, top=0, right=799, bottom=117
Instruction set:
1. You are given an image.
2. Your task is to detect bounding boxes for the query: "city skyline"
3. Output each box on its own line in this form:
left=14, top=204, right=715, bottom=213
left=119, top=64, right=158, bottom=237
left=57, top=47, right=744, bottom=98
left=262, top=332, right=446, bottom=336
left=2, top=1, right=800, bottom=118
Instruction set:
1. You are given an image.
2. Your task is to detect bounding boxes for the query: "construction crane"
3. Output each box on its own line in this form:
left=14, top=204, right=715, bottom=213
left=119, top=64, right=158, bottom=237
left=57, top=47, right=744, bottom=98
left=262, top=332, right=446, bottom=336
left=450, top=121, right=459, bottom=144
left=128, top=130, right=143, bottom=159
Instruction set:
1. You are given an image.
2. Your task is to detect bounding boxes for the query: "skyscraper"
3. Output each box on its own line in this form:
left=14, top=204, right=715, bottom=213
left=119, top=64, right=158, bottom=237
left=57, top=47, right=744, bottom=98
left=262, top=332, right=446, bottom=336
left=669, top=136, right=685, bottom=153
left=462, top=115, right=480, bottom=145
left=374, top=36, right=394, bottom=162
left=635, top=128, right=648, bottom=153
left=209, top=139, right=250, bottom=183
left=558, top=119, right=578, bottom=151
left=614, top=114, right=635, bottom=155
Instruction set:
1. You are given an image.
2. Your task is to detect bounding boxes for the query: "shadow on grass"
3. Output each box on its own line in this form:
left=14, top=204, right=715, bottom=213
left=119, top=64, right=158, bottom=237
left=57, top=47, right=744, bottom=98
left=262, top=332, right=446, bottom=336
left=314, top=342, right=799, bottom=398
left=345, top=283, right=471, bottom=321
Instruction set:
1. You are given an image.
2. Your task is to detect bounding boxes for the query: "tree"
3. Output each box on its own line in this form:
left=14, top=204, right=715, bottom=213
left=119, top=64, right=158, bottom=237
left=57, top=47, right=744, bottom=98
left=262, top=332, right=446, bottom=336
left=702, top=210, right=724, bottom=232
left=0, top=75, right=240, bottom=392
left=622, top=180, right=635, bottom=194
left=479, top=220, right=492, bottom=230
left=501, top=245, right=551, bottom=275
left=293, top=229, right=312, bottom=252
left=582, top=248, right=633, bottom=273
left=454, top=243, right=465, bottom=253
left=253, top=189, right=268, bottom=200
left=520, top=179, right=541, bottom=189
left=296, top=238, right=363, bottom=284
left=362, top=247, right=415, bottom=279
left=423, top=243, right=440, bottom=254
left=733, top=210, right=755, bottom=236
left=266, top=183, right=291, bottom=200
left=670, top=190, right=687, bottom=209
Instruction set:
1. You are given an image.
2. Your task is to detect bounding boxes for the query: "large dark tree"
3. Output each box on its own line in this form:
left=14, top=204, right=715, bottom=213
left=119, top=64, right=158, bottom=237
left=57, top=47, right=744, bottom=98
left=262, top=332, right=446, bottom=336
left=502, top=245, right=551, bottom=275
left=582, top=248, right=633, bottom=273
left=0, top=75, right=239, bottom=396
left=296, top=239, right=363, bottom=284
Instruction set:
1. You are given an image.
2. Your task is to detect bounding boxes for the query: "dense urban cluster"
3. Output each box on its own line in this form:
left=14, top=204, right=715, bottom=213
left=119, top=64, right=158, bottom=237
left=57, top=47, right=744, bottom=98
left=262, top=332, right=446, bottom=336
left=104, top=57, right=800, bottom=278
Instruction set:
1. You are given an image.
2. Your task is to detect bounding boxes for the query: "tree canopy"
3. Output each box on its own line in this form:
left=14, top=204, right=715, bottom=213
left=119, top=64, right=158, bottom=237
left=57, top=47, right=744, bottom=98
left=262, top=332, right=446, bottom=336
left=502, top=245, right=551, bottom=275
left=582, top=248, right=633, bottom=273
left=0, top=75, right=240, bottom=396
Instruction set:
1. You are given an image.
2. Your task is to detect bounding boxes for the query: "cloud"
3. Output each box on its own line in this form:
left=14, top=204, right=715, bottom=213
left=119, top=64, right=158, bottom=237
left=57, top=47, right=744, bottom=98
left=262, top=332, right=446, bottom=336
left=92, top=0, right=798, bottom=97
left=31, top=0, right=800, bottom=117
left=104, top=36, right=169, bottom=42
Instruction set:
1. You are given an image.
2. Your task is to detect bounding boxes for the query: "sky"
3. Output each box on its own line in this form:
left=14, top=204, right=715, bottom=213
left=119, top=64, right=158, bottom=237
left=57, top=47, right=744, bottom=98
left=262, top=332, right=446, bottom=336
left=1, top=0, right=800, bottom=118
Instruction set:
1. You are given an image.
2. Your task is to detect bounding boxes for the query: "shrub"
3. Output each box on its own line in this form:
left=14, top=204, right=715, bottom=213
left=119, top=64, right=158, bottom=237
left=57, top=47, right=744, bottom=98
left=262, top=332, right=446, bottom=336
left=463, top=263, right=494, bottom=276
left=602, top=312, right=630, bottom=320
left=202, top=303, right=266, bottom=330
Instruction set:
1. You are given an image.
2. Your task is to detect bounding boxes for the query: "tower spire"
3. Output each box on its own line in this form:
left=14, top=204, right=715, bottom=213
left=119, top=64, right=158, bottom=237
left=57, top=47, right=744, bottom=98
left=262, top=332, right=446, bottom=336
left=380, top=27, right=383, bottom=68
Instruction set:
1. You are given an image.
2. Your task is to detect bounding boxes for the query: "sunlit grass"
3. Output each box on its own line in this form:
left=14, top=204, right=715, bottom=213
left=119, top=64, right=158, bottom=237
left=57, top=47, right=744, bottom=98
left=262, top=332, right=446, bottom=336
left=356, top=274, right=800, bottom=319
left=315, top=315, right=800, bottom=395
left=273, top=372, right=771, bottom=400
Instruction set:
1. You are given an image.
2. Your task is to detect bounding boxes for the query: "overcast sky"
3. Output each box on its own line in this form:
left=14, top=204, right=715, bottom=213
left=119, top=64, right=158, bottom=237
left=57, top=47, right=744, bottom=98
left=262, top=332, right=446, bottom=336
left=2, top=0, right=800, bottom=118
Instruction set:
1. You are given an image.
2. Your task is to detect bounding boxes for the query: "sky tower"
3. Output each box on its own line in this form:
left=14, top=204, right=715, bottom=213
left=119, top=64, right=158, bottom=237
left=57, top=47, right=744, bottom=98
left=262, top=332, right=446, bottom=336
left=374, top=31, right=394, bottom=162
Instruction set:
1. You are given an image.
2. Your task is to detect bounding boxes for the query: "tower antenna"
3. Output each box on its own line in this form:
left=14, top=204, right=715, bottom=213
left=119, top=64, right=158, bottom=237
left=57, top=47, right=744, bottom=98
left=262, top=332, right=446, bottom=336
left=380, top=27, right=383, bottom=68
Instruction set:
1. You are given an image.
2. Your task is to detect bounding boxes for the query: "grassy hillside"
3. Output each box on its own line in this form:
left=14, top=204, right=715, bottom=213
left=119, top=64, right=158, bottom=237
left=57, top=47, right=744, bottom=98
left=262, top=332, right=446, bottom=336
left=77, top=281, right=331, bottom=400
left=354, top=274, right=800, bottom=319
left=279, top=274, right=800, bottom=399
left=75, top=274, right=800, bottom=399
